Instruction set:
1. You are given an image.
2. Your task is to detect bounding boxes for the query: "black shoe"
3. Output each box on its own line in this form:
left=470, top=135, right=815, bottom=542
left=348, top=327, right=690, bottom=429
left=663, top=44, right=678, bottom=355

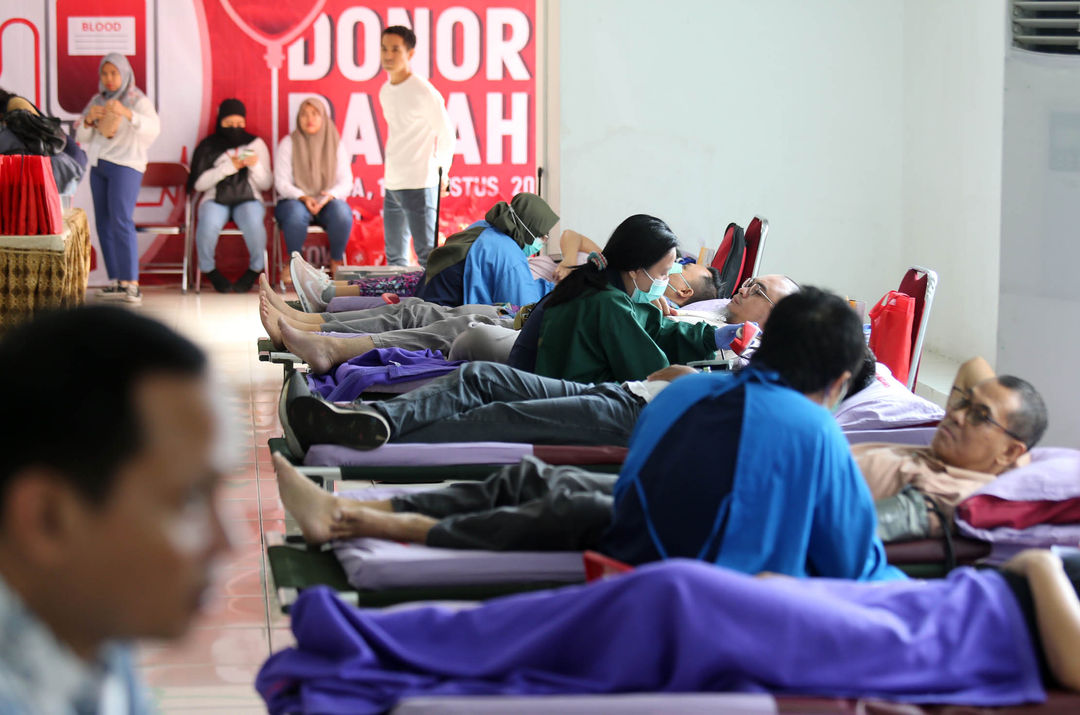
left=286, top=395, right=391, bottom=453
left=279, top=370, right=313, bottom=457
left=233, top=269, right=259, bottom=293
left=205, top=269, right=232, bottom=294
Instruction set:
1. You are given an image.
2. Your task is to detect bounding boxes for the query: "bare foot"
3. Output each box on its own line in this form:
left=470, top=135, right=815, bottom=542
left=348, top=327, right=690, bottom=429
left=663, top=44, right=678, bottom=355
left=260, top=273, right=322, bottom=323
left=333, top=502, right=438, bottom=543
left=280, top=320, right=376, bottom=375
left=273, top=453, right=435, bottom=544
left=279, top=319, right=339, bottom=374
left=272, top=453, right=344, bottom=544
left=261, top=293, right=285, bottom=349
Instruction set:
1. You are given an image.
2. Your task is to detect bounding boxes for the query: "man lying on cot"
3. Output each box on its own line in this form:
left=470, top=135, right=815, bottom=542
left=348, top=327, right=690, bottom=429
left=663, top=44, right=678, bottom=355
left=276, top=273, right=788, bottom=453
left=853, top=353, right=1048, bottom=540
left=0, top=307, right=231, bottom=712
left=257, top=551, right=1080, bottom=711
left=276, top=287, right=902, bottom=581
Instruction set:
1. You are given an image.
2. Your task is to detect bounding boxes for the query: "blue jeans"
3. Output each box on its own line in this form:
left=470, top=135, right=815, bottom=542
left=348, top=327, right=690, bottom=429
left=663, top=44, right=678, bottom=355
left=89, top=160, right=142, bottom=281
left=275, top=198, right=352, bottom=261
left=383, top=187, right=436, bottom=266
left=373, top=362, right=643, bottom=446
left=196, top=199, right=266, bottom=273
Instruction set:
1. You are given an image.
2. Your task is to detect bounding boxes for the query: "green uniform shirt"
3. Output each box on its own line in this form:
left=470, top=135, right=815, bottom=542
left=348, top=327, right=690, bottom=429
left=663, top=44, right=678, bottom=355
left=535, top=285, right=719, bottom=383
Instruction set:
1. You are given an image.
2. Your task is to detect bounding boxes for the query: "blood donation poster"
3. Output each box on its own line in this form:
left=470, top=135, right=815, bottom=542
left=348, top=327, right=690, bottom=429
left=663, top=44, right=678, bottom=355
left=0, top=1, right=538, bottom=280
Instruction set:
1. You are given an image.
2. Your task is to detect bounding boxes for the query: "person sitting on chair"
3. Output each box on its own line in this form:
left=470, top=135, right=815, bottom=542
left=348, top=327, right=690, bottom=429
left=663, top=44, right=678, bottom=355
left=274, top=97, right=353, bottom=278
left=189, top=98, right=272, bottom=293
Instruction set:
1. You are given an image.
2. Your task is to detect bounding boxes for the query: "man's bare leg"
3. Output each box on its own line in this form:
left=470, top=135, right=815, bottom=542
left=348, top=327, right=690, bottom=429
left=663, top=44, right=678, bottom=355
left=278, top=319, right=376, bottom=374
left=272, top=453, right=436, bottom=544
left=952, top=357, right=996, bottom=395
left=259, top=273, right=325, bottom=324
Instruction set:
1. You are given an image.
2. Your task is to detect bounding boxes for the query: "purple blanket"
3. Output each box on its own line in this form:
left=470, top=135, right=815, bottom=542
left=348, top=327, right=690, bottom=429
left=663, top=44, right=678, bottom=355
left=306, top=348, right=464, bottom=402
left=256, top=560, right=1044, bottom=714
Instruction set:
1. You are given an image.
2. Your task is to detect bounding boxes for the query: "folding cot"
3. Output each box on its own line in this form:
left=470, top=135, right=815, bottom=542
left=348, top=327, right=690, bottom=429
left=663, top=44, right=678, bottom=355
left=271, top=437, right=626, bottom=487
left=387, top=692, right=1080, bottom=713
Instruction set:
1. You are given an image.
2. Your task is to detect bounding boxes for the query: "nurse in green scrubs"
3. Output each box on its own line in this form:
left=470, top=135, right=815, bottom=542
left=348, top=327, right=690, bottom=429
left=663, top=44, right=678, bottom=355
left=534, top=214, right=722, bottom=383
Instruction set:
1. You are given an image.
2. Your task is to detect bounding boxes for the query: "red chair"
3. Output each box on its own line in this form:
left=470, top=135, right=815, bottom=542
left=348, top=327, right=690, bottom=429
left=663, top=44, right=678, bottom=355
left=269, top=199, right=326, bottom=291
left=897, top=265, right=938, bottom=391
left=190, top=190, right=272, bottom=293
left=735, top=215, right=769, bottom=288
left=135, top=162, right=192, bottom=293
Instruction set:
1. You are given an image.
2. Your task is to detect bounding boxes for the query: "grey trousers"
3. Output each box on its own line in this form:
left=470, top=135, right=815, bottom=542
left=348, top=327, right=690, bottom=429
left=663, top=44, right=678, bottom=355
left=392, top=455, right=616, bottom=551
left=447, top=323, right=520, bottom=363
left=372, top=361, right=644, bottom=445
left=368, top=315, right=514, bottom=354
left=320, top=301, right=504, bottom=333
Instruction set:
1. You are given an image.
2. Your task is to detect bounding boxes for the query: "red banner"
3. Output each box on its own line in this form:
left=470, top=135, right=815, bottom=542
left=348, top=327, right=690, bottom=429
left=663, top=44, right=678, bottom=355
left=202, top=0, right=538, bottom=266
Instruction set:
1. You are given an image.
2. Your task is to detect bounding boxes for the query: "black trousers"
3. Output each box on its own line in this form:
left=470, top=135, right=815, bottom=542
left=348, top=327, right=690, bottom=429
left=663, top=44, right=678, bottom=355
left=392, top=456, right=616, bottom=551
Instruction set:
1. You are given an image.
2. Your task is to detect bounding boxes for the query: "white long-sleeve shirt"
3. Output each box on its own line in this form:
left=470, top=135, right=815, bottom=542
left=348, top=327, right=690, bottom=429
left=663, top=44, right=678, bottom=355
left=274, top=135, right=352, bottom=200
left=192, top=137, right=272, bottom=206
left=379, top=74, right=454, bottom=191
left=75, top=95, right=160, bottom=173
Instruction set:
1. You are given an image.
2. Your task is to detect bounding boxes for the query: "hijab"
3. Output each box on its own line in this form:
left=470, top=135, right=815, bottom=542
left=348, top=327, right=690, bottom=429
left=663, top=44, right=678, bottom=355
left=188, top=99, right=258, bottom=191
left=290, top=97, right=340, bottom=196
left=423, top=193, right=559, bottom=282
left=85, top=53, right=145, bottom=111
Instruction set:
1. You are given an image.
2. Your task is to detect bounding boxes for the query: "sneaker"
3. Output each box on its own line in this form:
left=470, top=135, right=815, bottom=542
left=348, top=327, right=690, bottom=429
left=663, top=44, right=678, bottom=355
left=205, top=269, right=233, bottom=294
left=232, top=269, right=259, bottom=294
left=122, top=284, right=142, bottom=305
left=286, top=395, right=390, bottom=453
left=290, top=254, right=331, bottom=312
left=95, top=281, right=125, bottom=300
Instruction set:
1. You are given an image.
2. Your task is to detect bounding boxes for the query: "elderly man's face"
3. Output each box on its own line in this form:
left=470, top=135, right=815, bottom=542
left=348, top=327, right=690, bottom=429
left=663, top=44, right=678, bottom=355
left=930, top=378, right=1027, bottom=474
left=726, top=274, right=791, bottom=325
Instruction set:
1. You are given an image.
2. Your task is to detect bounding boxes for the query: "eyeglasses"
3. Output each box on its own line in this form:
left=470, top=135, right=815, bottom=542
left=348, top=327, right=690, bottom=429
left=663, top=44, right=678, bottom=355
left=946, top=387, right=1025, bottom=443
left=739, top=278, right=774, bottom=305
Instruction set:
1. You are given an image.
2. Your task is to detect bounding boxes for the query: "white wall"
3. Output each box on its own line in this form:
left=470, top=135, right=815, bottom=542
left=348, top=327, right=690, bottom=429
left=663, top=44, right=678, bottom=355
left=900, top=0, right=1006, bottom=363
left=998, top=49, right=1080, bottom=448
left=557, top=0, right=905, bottom=302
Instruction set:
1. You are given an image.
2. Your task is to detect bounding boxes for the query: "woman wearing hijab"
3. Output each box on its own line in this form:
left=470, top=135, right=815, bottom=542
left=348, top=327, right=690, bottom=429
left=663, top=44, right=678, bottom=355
left=189, top=99, right=272, bottom=293
left=274, top=98, right=353, bottom=278
left=76, top=53, right=161, bottom=304
left=414, top=192, right=559, bottom=307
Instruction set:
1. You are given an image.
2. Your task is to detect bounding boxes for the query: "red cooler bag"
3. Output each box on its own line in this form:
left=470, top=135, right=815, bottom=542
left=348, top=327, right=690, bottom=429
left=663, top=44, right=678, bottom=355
left=868, top=290, right=915, bottom=386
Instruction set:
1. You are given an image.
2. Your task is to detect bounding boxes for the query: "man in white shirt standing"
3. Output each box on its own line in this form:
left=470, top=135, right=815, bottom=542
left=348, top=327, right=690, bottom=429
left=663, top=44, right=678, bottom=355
left=379, top=26, right=455, bottom=267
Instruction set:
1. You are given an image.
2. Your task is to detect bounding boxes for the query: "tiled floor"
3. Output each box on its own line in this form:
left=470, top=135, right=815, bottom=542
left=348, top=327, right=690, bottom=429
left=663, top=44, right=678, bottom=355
left=132, top=285, right=293, bottom=713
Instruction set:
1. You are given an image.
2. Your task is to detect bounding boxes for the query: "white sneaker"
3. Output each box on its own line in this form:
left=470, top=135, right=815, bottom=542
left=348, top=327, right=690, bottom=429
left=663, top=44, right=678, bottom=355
left=290, top=255, right=331, bottom=312
left=95, top=281, right=125, bottom=300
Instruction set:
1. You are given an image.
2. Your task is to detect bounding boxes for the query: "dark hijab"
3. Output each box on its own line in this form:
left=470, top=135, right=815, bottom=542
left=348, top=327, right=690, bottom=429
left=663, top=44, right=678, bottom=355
left=187, top=99, right=257, bottom=191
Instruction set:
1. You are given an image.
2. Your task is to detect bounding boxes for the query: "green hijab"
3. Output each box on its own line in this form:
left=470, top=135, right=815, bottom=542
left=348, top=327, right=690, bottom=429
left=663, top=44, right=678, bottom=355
left=423, top=193, right=559, bottom=283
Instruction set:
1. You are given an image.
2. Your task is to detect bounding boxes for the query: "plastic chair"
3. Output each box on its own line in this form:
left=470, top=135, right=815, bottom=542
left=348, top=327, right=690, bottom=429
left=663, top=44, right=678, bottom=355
left=190, top=190, right=272, bottom=293
left=736, top=215, right=769, bottom=288
left=897, top=265, right=939, bottom=391
left=135, top=162, right=192, bottom=293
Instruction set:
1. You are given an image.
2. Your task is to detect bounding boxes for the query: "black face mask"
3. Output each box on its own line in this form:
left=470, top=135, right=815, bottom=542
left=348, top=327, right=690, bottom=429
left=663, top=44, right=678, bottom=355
left=218, top=126, right=249, bottom=145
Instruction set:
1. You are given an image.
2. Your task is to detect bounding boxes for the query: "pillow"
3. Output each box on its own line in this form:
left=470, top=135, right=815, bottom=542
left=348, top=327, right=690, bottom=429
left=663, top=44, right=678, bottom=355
left=835, top=362, right=944, bottom=430
left=680, top=298, right=730, bottom=314
left=955, top=447, right=1080, bottom=545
